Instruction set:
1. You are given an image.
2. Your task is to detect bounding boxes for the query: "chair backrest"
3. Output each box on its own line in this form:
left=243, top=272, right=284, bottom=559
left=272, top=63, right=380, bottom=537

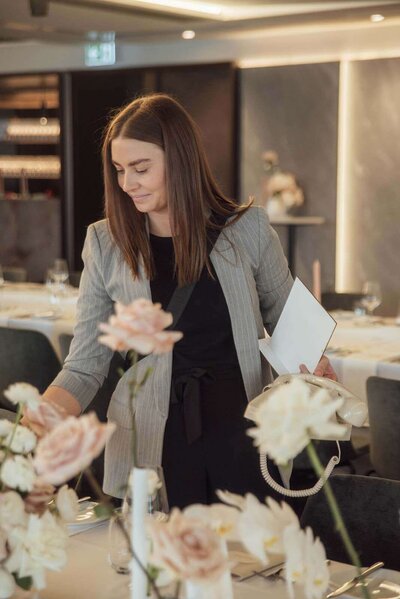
left=59, top=333, right=73, bottom=363
left=300, top=474, right=400, bottom=569
left=69, top=271, right=82, bottom=288
left=0, top=328, right=61, bottom=411
left=3, top=266, right=27, bottom=282
left=321, top=292, right=364, bottom=311
left=367, top=375, right=400, bottom=480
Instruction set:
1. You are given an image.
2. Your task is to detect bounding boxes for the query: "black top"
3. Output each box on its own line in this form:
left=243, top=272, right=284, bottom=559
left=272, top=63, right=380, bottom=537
left=149, top=233, right=239, bottom=373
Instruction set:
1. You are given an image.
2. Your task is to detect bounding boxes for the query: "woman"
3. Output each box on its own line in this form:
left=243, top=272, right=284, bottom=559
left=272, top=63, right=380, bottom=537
left=25, top=93, right=335, bottom=509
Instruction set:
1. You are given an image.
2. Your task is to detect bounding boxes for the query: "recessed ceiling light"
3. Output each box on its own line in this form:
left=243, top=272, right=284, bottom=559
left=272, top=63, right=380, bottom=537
left=182, top=30, right=195, bottom=39
left=370, top=14, right=385, bottom=23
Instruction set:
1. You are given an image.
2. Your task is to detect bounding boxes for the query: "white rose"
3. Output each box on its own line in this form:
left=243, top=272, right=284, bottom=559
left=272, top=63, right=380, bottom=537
left=247, top=378, right=346, bottom=464
left=184, top=504, right=239, bottom=540
left=5, top=425, right=36, bottom=454
left=56, top=485, right=79, bottom=521
left=0, top=421, right=13, bottom=438
left=0, top=491, right=27, bottom=531
left=1, top=455, right=36, bottom=492
left=283, top=525, right=329, bottom=599
left=237, top=494, right=299, bottom=564
left=6, top=511, right=67, bottom=591
left=0, top=567, right=16, bottom=599
left=3, top=383, right=41, bottom=410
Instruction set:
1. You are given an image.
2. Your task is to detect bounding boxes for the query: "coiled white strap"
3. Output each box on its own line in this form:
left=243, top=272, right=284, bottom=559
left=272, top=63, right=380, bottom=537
left=260, top=442, right=342, bottom=498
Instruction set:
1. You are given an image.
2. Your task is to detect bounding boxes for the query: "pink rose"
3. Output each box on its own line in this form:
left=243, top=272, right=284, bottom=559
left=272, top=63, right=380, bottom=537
left=33, top=413, right=116, bottom=486
left=147, top=509, right=228, bottom=584
left=98, top=299, right=183, bottom=354
left=24, top=401, right=67, bottom=438
left=24, top=480, right=56, bottom=515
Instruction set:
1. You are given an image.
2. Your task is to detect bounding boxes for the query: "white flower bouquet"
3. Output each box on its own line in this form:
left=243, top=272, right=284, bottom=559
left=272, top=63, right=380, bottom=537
left=0, top=383, right=114, bottom=597
left=262, top=150, right=304, bottom=215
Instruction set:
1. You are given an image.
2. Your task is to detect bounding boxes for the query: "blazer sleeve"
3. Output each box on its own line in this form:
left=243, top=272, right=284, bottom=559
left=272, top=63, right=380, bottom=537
left=50, top=223, right=115, bottom=411
left=254, top=208, right=293, bottom=336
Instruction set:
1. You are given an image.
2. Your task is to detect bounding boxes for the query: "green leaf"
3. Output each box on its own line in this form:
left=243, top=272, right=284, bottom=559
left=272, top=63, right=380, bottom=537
left=15, top=575, right=33, bottom=590
left=94, top=503, right=113, bottom=518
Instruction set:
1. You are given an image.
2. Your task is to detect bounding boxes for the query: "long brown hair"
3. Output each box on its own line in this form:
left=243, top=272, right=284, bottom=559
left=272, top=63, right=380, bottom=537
left=102, top=93, right=251, bottom=286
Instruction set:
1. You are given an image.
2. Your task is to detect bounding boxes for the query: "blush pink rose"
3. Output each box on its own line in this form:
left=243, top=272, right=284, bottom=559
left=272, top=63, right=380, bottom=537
left=24, top=401, right=67, bottom=438
left=98, top=299, right=183, bottom=354
left=24, top=480, right=56, bottom=515
left=33, top=413, right=116, bottom=486
left=147, top=509, right=228, bottom=584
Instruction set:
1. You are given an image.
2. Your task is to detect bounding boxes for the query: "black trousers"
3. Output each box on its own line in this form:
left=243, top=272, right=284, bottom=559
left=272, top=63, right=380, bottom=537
left=161, top=368, right=302, bottom=512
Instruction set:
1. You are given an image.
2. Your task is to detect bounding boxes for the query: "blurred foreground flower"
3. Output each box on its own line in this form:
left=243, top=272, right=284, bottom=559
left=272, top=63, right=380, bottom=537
left=98, top=298, right=182, bottom=354
left=247, top=378, right=346, bottom=464
left=0, top=383, right=115, bottom=596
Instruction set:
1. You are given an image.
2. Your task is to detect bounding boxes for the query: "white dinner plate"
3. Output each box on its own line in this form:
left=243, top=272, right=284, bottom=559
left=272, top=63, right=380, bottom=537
left=330, top=567, right=400, bottom=598
left=66, top=501, right=109, bottom=534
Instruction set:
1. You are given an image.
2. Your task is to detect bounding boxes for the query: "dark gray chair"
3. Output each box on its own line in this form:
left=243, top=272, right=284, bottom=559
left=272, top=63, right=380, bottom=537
left=69, top=271, right=82, bottom=288
left=367, top=376, right=400, bottom=480
left=321, top=292, right=364, bottom=311
left=300, top=474, right=400, bottom=569
left=0, top=328, right=61, bottom=411
left=2, top=266, right=27, bottom=283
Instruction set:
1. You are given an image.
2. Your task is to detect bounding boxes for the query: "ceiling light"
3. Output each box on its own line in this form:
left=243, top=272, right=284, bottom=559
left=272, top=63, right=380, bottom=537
left=370, top=14, right=385, bottom=23
left=182, top=30, right=195, bottom=40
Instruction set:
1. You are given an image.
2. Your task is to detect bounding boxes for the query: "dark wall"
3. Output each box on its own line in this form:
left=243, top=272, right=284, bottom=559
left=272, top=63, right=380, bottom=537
left=240, top=62, right=339, bottom=290
left=61, top=63, right=237, bottom=270
left=0, top=199, right=61, bottom=281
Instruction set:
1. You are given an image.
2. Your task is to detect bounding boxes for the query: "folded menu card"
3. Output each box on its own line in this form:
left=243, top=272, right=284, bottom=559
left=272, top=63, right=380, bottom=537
left=259, top=277, right=336, bottom=375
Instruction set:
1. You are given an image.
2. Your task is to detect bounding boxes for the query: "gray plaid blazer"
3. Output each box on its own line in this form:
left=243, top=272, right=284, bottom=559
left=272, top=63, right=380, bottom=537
left=52, top=207, right=293, bottom=497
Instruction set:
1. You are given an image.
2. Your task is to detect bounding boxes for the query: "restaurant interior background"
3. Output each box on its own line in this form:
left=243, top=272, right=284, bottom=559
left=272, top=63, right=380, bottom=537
left=0, top=0, right=400, bottom=316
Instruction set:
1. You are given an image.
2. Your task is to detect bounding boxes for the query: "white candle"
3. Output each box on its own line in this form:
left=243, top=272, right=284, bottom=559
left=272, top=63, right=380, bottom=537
left=312, top=259, right=321, bottom=302
left=131, top=467, right=148, bottom=599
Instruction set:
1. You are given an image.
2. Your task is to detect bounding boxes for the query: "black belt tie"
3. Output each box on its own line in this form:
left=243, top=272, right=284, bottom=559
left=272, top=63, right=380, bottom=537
left=170, top=368, right=211, bottom=446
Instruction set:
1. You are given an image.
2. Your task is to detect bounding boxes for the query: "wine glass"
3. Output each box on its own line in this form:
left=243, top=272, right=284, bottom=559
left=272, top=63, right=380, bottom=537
left=361, top=281, right=382, bottom=317
left=52, top=259, right=69, bottom=286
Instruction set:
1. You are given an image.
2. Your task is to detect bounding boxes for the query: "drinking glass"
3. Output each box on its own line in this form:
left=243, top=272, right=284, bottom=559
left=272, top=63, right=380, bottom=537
left=361, top=281, right=382, bottom=316
left=52, top=259, right=69, bottom=286
left=108, top=508, right=131, bottom=575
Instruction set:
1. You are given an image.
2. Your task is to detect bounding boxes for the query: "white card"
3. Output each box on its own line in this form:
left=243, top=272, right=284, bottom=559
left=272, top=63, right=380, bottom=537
left=259, top=277, right=336, bottom=374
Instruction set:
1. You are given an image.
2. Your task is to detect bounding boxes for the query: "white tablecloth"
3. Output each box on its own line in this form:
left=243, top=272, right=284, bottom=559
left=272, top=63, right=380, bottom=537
left=21, top=522, right=353, bottom=599
left=0, top=282, right=77, bottom=360
left=327, top=313, right=400, bottom=404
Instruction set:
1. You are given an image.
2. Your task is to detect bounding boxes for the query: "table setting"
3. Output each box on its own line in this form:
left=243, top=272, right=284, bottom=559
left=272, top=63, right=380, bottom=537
left=0, top=281, right=77, bottom=359
left=326, top=312, right=400, bottom=405
left=1, top=297, right=395, bottom=599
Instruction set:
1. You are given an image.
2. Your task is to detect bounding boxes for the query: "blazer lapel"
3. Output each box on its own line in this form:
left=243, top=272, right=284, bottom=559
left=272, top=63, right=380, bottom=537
left=210, top=229, right=263, bottom=402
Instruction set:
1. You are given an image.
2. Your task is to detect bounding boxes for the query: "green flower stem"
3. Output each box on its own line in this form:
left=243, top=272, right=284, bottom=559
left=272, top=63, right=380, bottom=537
left=306, top=442, right=370, bottom=599
left=127, top=350, right=139, bottom=467
left=0, top=402, right=23, bottom=491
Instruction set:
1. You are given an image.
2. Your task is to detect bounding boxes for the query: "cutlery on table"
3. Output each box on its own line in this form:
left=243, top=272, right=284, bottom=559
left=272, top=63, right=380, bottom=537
left=234, top=561, right=285, bottom=583
left=327, top=561, right=384, bottom=598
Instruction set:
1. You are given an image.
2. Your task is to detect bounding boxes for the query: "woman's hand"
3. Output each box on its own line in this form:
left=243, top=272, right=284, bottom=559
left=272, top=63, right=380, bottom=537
left=299, top=355, right=338, bottom=381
